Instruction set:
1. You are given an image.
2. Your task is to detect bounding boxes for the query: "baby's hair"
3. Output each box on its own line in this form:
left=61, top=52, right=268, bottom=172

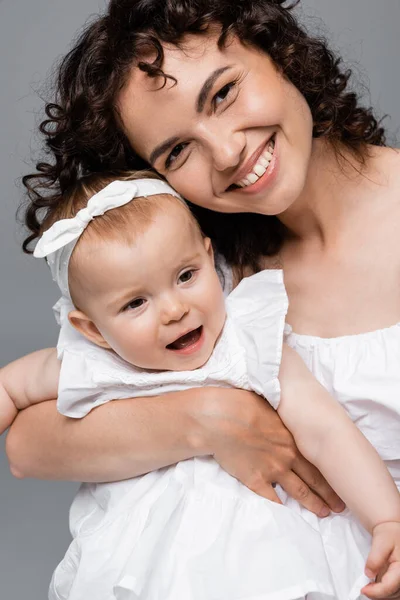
left=39, top=170, right=203, bottom=306
left=41, top=169, right=200, bottom=243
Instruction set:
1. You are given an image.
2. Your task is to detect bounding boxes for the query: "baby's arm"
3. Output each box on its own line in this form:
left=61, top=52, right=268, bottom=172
left=0, top=349, right=60, bottom=434
left=279, top=345, right=400, bottom=598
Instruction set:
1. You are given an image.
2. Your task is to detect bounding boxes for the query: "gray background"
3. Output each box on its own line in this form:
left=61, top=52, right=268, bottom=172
left=0, top=1, right=399, bottom=598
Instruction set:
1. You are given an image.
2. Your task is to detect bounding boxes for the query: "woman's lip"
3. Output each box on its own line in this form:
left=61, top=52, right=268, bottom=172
left=231, top=140, right=268, bottom=184
left=230, top=135, right=278, bottom=195
left=227, top=134, right=275, bottom=191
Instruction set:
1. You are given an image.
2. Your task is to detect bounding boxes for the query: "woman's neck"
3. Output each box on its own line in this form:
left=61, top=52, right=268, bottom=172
left=278, top=138, right=377, bottom=249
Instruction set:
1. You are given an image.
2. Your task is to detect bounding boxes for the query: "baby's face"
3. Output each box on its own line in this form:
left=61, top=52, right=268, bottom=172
left=70, top=202, right=226, bottom=371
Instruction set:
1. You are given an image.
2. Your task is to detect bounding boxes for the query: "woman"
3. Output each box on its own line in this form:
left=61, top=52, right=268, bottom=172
left=8, top=0, right=399, bottom=529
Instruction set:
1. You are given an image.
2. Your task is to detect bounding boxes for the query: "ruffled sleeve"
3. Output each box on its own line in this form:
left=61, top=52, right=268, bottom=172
left=226, top=270, right=288, bottom=409
left=55, top=298, right=180, bottom=417
left=53, top=297, right=141, bottom=417
left=53, top=295, right=251, bottom=418
left=53, top=297, right=85, bottom=358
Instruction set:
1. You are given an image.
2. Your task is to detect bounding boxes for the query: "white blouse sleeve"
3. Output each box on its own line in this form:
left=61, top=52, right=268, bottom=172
left=53, top=296, right=245, bottom=418
left=226, top=270, right=288, bottom=410
left=53, top=297, right=141, bottom=417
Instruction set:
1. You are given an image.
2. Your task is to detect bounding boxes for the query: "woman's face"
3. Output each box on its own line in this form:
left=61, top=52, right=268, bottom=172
left=118, top=32, right=314, bottom=216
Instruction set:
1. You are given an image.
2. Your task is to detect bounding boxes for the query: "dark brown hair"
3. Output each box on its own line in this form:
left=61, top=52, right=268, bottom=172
left=22, top=0, right=386, bottom=271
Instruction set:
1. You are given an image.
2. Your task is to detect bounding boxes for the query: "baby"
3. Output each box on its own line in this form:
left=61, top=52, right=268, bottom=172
left=1, top=172, right=400, bottom=600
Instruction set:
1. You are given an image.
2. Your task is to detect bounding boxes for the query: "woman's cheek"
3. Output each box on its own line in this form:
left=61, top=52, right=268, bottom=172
left=172, top=158, right=211, bottom=206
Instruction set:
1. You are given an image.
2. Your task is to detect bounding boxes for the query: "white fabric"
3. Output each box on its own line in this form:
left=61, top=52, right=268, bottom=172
left=48, top=269, right=375, bottom=600
left=285, top=324, right=400, bottom=484
left=55, top=270, right=286, bottom=418
left=33, top=179, right=182, bottom=299
left=281, top=322, right=400, bottom=600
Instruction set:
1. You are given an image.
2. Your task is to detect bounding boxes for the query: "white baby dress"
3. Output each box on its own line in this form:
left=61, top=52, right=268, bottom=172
left=48, top=269, right=382, bottom=600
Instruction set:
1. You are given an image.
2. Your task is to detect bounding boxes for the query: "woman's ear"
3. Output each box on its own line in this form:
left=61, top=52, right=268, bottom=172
left=68, top=310, right=111, bottom=349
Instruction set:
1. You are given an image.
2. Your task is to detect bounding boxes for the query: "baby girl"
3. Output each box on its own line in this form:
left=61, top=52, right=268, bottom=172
left=1, top=172, right=400, bottom=600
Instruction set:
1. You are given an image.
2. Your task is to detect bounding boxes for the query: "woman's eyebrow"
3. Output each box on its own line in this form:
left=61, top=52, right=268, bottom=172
left=149, top=136, right=180, bottom=166
left=196, top=65, right=233, bottom=113
left=149, top=65, right=233, bottom=166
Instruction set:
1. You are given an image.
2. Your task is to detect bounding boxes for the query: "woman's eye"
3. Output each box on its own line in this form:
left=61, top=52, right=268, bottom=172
left=213, top=82, right=235, bottom=108
left=165, top=142, right=188, bottom=169
left=126, top=298, right=145, bottom=311
left=179, top=269, right=195, bottom=283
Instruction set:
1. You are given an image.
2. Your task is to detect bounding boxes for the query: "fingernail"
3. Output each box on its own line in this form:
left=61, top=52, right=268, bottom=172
left=334, top=501, right=346, bottom=512
left=319, top=506, right=330, bottom=518
left=365, top=568, right=375, bottom=579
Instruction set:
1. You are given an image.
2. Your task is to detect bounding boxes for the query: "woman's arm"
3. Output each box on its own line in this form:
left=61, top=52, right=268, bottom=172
left=6, top=385, right=343, bottom=516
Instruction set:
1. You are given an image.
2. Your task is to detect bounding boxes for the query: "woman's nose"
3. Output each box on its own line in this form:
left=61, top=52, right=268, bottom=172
left=211, top=131, right=246, bottom=172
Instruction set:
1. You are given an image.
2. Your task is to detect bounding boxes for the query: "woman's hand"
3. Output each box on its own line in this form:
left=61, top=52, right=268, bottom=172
left=6, top=387, right=344, bottom=517
left=200, top=389, right=345, bottom=517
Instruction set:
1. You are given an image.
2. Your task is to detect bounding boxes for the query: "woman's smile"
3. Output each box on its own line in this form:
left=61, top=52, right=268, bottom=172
left=227, top=133, right=278, bottom=194
left=118, top=32, right=314, bottom=216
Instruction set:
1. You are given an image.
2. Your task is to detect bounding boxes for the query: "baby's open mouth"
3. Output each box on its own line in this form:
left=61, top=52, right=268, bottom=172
left=167, top=326, right=203, bottom=351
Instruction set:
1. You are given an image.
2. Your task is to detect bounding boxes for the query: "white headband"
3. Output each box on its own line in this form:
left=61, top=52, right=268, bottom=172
left=34, top=178, right=183, bottom=300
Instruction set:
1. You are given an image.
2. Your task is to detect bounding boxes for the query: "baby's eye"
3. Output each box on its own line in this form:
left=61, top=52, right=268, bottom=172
left=179, top=269, right=195, bottom=283
left=165, top=142, right=188, bottom=169
left=126, top=298, right=146, bottom=311
left=213, top=82, right=235, bottom=108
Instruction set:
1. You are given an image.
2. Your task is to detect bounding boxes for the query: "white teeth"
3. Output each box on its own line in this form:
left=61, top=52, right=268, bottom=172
left=232, top=136, right=275, bottom=189
left=247, top=173, right=259, bottom=184
left=253, top=164, right=267, bottom=177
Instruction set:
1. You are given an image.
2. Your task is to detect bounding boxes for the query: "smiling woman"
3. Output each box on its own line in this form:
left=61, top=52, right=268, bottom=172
left=6, top=1, right=400, bottom=598
left=118, top=35, right=313, bottom=218
left=21, top=0, right=386, bottom=274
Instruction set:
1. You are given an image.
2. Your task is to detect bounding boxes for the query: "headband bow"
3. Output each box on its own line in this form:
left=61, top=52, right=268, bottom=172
left=34, top=178, right=183, bottom=300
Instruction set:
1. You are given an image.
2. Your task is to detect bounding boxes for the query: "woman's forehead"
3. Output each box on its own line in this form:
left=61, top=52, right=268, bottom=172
left=120, top=32, right=234, bottom=105
left=117, top=33, right=256, bottom=158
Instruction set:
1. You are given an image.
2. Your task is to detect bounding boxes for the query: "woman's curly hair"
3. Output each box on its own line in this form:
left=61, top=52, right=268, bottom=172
left=22, top=0, right=386, bottom=271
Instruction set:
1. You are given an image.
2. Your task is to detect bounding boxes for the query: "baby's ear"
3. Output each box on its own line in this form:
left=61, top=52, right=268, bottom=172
left=68, top=310, right=111, bottom=349
left=203, top=236, right=214, bottom=259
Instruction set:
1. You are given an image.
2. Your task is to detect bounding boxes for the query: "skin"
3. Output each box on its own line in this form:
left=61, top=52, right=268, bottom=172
left=117, top=34, right=400, bottom=596
left=8, top=31, right=400, bottom=525
left=119, top=34, right=313, bottom=217
left=3, top=193, right=400, bottom=595
left=70, top=200, right=226, bottom=371
left=118, top=33, right=400, bottom=340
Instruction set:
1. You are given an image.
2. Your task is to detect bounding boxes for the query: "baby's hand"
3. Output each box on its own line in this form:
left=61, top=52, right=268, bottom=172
left=0, top=379, right=18, bottom=435
left=362, top=522, right=400, bottom=599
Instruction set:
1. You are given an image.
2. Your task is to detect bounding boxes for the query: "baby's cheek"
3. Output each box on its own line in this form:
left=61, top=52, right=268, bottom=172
left=211, top=285, right=227, bottom=328
left=117, top=325, right=150, bottom=364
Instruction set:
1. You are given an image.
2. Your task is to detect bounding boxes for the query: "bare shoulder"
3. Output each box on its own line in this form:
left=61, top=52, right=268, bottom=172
left=387, top=147, right=400, bottom=194
left=357, top=146, right=400, bottom=229
left=371, top=146, right=400, bottom=199
left=367, top=146, right=400, bottom=264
